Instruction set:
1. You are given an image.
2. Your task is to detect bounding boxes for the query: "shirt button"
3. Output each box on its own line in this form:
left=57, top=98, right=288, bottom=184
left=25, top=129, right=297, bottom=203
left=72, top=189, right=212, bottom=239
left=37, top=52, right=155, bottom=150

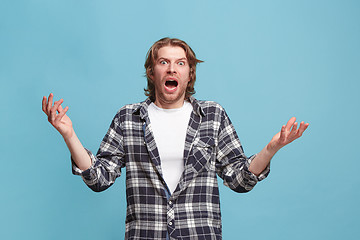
left=169, top=222, right=173, bottom=226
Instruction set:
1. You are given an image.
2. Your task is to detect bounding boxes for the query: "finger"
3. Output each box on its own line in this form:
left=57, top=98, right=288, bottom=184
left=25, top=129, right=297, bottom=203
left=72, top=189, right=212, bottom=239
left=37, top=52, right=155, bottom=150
left=297, top=121, right=309, bottom=137
left=53, top=99, right=64, bottom=112
left=42, top=96, right=47, bottom=114
left=285, top=117, right=296, bottom=131
left=279, top=125, right=286, bottom=142
left=49, top=99, right=64, bottom=123
left=56, top=106, right=69, bottom=122
left=55, top=102, right=66, bottom=119
left=48, top=100, right=57, bottom=122
left=47, top=93, right=54, bottom=113
left=290, top=122, right=298, bottom=135
left=57, top=104, right=64, bottom=113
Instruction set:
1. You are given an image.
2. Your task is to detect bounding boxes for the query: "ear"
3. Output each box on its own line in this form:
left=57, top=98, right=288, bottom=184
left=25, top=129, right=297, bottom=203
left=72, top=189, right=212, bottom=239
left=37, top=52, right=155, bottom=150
left=147, top=68, right=154, bottom=81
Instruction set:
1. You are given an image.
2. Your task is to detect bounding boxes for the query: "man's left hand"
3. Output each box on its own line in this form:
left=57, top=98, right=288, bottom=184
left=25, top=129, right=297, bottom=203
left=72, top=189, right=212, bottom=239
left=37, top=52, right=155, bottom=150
left=267, top=117, right=309, bottom=154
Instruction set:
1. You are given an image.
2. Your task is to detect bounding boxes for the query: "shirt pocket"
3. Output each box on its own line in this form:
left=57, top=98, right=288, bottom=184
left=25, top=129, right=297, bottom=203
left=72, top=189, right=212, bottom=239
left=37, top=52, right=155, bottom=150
left=191, top=136, right=216, bottom=171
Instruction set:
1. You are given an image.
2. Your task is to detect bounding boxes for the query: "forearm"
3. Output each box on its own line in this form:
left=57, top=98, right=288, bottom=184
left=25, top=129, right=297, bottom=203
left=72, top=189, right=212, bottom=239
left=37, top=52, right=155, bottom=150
left=64, top=130, right=92, bottom=171
left=42, top=93, right=92, bottom=171
left=248, top=144, right=278, bottom=176
left=249, top=118, right=309, bottom=176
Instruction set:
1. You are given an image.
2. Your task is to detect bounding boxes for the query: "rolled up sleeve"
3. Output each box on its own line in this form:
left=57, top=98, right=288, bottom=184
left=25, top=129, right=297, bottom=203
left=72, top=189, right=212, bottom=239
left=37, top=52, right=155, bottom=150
left=71, top=113, right=125, bottom=192
left=215, top=109, right=270, bottom=193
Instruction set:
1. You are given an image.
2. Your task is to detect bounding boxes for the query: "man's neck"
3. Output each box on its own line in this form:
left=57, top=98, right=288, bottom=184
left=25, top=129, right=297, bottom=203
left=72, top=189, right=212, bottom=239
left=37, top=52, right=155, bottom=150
left=154, top=97, right=186, bottom=109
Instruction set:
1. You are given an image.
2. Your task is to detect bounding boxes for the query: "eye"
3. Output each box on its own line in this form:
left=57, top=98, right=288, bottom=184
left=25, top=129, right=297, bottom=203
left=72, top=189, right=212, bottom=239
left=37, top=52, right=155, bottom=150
left=160, top=60, right=167, bottom=65
left=178, top=61, right=185, bottom=66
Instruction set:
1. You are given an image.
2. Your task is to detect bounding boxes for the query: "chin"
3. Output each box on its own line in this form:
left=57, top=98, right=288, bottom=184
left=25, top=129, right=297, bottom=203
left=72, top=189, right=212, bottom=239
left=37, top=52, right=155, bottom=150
left=156, top=93, right=186, bottom=106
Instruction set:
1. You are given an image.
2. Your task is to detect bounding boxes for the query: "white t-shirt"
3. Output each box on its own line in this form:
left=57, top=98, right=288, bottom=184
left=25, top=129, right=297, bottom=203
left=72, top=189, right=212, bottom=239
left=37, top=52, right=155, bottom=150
left=148, top=101, right=193, bottom=194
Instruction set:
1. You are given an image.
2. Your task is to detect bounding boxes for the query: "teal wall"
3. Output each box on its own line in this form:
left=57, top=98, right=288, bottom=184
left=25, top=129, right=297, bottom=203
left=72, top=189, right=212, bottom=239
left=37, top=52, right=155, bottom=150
left=1, top=0, right=359, bottom=239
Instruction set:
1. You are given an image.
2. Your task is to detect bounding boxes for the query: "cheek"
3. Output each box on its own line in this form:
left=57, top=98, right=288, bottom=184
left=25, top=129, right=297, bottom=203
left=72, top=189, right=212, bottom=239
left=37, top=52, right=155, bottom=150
left=155, top=66, right=167, bottom=76
left=151, top=67, right=162, bottom=80
left=181, top=68, right=191, bottom=81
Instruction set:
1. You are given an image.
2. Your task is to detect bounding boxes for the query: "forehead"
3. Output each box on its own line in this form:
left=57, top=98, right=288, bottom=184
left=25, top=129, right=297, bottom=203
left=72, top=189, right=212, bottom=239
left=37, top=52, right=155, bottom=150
left=157, top=46, right=187, bottom=59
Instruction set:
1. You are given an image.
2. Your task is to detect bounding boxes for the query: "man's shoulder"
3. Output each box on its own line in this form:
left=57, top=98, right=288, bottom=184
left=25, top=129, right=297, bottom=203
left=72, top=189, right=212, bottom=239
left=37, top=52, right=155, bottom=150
left=118, top=102, right=143, bottom=112
left=196, top=99, right=223, bottom=108
left=113, top=100, right=146, bottom=119
left=194, top=98, right=226, bottom=114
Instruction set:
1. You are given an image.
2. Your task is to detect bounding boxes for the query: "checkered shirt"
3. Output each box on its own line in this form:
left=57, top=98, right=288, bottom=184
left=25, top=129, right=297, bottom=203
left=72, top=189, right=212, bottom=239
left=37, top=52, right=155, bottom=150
left=72, top=96, right=270, bottom=239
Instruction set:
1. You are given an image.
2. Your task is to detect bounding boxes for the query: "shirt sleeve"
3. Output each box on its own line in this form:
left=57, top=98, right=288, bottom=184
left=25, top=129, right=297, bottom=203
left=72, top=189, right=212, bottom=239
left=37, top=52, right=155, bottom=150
left=215, top=108, right=270, bottom=193
left=71, top=114, right=125, bottom=192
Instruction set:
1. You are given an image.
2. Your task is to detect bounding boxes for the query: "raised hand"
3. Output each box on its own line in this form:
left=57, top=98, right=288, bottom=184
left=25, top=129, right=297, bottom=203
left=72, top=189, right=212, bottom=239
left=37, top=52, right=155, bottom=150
left=268, top=117, right=309, bottom=153
left=249, top=117, right=309, bottom=175
left=42, top=93, right=73, bottom=139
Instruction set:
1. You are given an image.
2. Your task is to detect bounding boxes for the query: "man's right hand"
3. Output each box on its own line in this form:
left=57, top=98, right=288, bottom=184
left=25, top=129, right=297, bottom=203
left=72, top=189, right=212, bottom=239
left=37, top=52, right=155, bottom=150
left=42, top=93, right=92, bottom=170
left=42, top=93, right=73, bottom=140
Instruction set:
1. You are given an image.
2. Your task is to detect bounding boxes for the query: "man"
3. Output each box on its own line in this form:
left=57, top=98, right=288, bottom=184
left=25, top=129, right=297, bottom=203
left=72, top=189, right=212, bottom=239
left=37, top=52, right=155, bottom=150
left=42, top=38, right=309, bottom=239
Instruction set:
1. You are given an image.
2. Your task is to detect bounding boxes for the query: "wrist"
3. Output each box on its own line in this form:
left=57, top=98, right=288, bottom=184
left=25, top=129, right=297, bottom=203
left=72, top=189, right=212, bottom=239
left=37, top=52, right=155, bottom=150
left=63, top=129, right=76, bottom=143
left=266, top=142, right=280, bottom=156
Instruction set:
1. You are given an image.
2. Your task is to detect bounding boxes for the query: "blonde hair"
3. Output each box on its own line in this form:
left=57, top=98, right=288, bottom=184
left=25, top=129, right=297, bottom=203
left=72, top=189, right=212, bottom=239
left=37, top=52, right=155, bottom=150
left=144, top=38, right=203, bottom=101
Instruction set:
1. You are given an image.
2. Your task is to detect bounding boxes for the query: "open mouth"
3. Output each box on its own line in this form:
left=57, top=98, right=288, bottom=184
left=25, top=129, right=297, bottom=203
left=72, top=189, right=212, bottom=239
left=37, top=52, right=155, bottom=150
left=165, top=80, right=178, bottom=89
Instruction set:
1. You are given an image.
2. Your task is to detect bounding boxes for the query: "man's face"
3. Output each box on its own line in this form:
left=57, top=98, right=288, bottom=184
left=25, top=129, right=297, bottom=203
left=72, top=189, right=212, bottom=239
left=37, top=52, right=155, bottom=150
left=151, top=46, right=190, bottom=109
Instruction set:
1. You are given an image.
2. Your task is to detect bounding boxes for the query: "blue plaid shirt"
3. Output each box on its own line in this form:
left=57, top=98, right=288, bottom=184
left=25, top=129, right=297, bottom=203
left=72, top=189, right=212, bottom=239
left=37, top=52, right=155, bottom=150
left=72, top=97, right=270, bottom=239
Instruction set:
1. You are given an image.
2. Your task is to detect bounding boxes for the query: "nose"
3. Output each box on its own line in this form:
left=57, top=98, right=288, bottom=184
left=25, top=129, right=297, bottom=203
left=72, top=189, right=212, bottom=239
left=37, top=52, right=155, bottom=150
left=167, top=63, right=177, bottom=74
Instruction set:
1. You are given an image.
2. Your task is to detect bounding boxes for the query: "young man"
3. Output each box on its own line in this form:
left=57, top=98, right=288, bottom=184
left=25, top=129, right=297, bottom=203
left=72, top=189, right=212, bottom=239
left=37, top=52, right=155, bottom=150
left=42, top=38, right=309, bottom=239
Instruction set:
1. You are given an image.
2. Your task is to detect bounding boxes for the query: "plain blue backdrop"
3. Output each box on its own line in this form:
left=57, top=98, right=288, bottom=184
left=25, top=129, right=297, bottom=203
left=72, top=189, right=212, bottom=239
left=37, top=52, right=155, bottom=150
left=1, top=0, right=359, bottom=239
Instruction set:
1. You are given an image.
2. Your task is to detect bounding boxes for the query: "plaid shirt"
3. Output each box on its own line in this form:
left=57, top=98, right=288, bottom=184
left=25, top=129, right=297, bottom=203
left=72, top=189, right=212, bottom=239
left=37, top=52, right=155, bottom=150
left=72, top=97, right=270, bottom=239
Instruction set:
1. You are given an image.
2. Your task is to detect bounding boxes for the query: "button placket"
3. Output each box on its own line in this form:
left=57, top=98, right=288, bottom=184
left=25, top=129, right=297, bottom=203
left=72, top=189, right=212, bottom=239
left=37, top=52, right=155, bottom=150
left=167, top=200, right=175, bottom=231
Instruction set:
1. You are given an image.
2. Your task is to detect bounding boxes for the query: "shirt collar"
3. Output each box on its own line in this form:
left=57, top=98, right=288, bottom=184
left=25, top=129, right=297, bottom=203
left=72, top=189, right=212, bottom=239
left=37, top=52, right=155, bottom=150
left=188, top=96, right=205, bottom=117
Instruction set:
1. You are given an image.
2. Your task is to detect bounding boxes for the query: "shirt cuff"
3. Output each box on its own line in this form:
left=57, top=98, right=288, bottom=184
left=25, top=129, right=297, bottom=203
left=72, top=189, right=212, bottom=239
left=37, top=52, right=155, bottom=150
left=71, top=148, right=96, bottom=178
left=245, top=154, right=270, bottom=182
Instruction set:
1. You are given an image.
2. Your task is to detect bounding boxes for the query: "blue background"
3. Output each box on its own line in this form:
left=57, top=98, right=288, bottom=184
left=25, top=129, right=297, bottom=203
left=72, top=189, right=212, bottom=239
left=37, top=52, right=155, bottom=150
left=1, top=0, right=359, bottom=239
